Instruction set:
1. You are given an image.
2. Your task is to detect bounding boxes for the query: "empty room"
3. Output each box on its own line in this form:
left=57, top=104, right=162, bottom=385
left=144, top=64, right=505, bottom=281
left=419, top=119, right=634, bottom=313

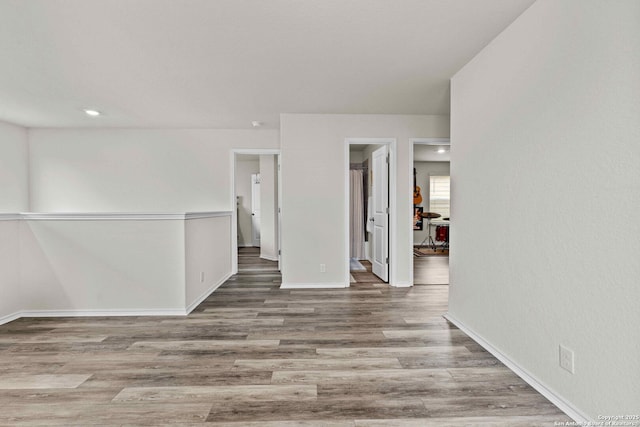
left=0, top=0, right=638, bottom=425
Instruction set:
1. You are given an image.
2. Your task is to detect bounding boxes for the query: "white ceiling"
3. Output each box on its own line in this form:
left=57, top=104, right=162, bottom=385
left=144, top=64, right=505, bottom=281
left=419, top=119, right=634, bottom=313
left=0, top=0, right=535, bottom=129
left=414, top=144, right=450, bottom=162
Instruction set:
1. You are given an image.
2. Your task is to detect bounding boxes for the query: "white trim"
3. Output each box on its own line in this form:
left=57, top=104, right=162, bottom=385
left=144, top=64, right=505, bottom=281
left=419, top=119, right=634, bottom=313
left=0, top=311, right=22, bottom=326
left=345, top=137, right=396, bottom=145
left=412, top=137, right=450, bottom=145
left=23, top=212, right=186, bottom=220
left=18, top=212, right=231, bottom=221
left=251, top=173, right=261, bottom=247
left=443, top=313, right=590, bottom=424
left=185, top=272, right=232, bottom=314
left=231, top=149, right=239, bottom=275
left=232, top=149, right=281, bottom=155
left=280, top=282, right=348, bottom=289
left=231, top=148, right=282, bottom=276
left=185, top=211, right=232, bottom=220
left=260, top=255, right=279, bottom=262
left=390, top=281, right=412, bottom=288
left=1, top=272, right=233, bottom=325
left=13, top=308, right=188, bottom=319
left=0, top=213, right=22, bottom=221
left=389, top=141, right=397, bottom=287
left=409, top=137, right=451, bottom=286
left=344, top=138, right=397, bottom=287
left=277, top=154, right=282, bottom=271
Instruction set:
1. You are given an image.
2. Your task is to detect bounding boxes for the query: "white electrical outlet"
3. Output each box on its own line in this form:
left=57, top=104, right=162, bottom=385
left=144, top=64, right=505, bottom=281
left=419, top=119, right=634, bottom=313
left=559, top=345, right=575, bottom=374
left=319, top=264, right=326, bottom=273
left=200, top=272, right=205, bottom=283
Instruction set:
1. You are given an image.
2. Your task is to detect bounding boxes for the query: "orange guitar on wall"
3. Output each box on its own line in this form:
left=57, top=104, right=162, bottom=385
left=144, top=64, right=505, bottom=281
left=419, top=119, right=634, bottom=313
left=413, top=168, right=422, bottom=205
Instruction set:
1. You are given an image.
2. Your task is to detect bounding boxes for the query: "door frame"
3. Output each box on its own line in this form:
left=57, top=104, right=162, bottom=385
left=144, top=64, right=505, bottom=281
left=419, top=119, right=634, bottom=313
left=344, top=138, right=397, bottom=286
left=231, top=149, right=281, bottom=275
left=250, top=173, right=261, bottom=247
left=409, top=138, right=450, bottom=285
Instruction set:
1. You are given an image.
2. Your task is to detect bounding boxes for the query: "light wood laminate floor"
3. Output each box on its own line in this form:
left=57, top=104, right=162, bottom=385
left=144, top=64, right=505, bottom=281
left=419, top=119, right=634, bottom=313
left=0, top=251, right=571, bottom=426
left=414, top=255, right=449, bottom=285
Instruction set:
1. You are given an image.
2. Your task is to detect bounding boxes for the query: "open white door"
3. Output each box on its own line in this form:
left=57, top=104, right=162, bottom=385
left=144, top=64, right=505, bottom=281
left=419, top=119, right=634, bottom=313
left=251, top=173, right=261, bottom=247
left=371, top=146, right=389, bottom=281
left=277, top=156, right=282, bottom=269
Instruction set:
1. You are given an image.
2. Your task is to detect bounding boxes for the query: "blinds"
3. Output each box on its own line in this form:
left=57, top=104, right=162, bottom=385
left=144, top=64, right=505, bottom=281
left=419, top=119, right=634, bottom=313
left=429, top=175, right=450, bottom=218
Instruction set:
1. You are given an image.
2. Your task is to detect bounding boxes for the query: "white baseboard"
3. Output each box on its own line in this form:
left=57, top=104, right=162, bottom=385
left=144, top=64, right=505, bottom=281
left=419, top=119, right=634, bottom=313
left=260, top=254, right=279, bottom=262
left=390, top=281, right=412, bottom=288
left=0, top=311, right=23, bottom=326
left=0, top=279, right=232, bottom=325
left=186, top=272, right=232, bottom=314
left=280, top=282, right=348, bottom=289
left=17, top=308, right=188, bottom=319
left=443, top=313, right=590, bottom=424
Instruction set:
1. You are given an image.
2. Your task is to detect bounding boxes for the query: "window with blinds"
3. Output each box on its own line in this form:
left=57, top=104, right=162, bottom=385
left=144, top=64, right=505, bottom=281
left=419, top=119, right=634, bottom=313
left=429, top=175, right=450, bottom=218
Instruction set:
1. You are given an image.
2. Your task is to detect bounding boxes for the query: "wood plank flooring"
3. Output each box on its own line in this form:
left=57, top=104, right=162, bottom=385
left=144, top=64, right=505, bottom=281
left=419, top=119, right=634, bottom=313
left=0, top=250, right=572, bottom=426
left=351, top=255, right=448, bottom=286
left=414, top=254, right=449, bottom=285
left=238, top=247, right=278, bottom=273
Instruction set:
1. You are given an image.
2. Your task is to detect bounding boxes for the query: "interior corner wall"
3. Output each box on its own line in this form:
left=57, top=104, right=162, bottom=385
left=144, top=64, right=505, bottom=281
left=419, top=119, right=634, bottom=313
left=449, top=0, right=640, bottom=418
left=0, top=120, right=29, bottom=212
left=280, top=114, right=450, bottom=286
left=27, top=128, right=279, bottom=212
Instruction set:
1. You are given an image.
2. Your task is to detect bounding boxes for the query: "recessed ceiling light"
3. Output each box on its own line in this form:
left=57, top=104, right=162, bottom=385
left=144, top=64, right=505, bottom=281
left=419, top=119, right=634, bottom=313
left=251, top=121, right=262, bottom=128
left=83, top=109, right=101, bottom=117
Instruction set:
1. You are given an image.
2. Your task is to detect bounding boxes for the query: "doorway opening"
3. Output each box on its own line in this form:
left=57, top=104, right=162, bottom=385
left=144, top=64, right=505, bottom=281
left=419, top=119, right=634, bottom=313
left=231, top=150, right=281, bottom=275
left=411, top=138, right=450, bottom=285
left=345, top=138, right=396, bottom=286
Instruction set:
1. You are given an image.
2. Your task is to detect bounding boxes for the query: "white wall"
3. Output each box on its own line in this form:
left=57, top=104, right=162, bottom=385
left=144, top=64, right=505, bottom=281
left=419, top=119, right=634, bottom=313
left=0, top=213, right=232, bottom=323
left=349, top=150, right=364, bottom=163
left=4, top=128, right=255, bottom=320
left=0, top=120, right=29, bottom=212
left=236, top=157, right=260, bottom=246
left=0, top=121, right=28, bottom=322
left=28, top=128, right=279, bottom=212
left=20, top=219, right=186, bottom=313
left=259, top=155, right=278, bottom=260
left=185, top=216, right=232, bottom=311
left=413, top=161, right=450, bottom=245
left=280, top=114, right=449, bottom=286
left=449, top=0, right=640, bottom=419
left=0, top=220, right=22, bottom=323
